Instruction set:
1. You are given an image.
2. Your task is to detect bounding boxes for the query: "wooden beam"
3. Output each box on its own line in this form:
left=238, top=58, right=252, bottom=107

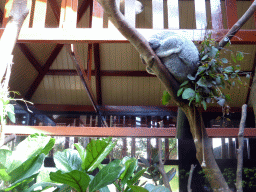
left=1, top=29, right=255, bottom=44
left=4, top=126, right=256, bottom=138
left=46, top=69, right=251, bottom=77
left=78, top=0, right=93, bottom=23
left=66, top=44, right=99, bottom=111
left=33, top=0, right=47, bottom=28
left=0, top=8, right=3, bottom=27
left=94, top=43, right=102, bottom=105
left=17, top=43, right=43, bottom=73
left=87, top=43, right=92, bottom=81
left=225, top=0, right=238, bottom=28
left=34, top=104, right=254, bottom=113
left=25, top=44, right=64, bottom=100
left=48, top=0, right=60, bottom=23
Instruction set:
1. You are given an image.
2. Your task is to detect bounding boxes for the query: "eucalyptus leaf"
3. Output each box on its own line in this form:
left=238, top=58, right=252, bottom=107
left=177, top=88, right=184, bottom=97
left=89, top=160, right=125, bottom=192
left=50, top=170, right=90, bottom=192
left=6, top=104, right=15, bottom=123
left=162, top=91, right=171, bottom=105
left=182, top=88, right=195, bottom=100
left=187, top=74, right=196, bottom=80
left=231, top=52, right=237, bottom=63
left=217, top=98, right=226, bottom=107
left=246, top=73, right=251, bottom=78
left=201, top=100, right=207, bottom=111
left=201, top=54, right=208, bottom=61
left=221, top=58, right=228, bottom=64
left=180, top=80, right=189, bottom=87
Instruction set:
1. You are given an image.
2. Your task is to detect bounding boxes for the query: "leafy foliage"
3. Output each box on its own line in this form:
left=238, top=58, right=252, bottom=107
left=163, top=34, right=250, bottom=110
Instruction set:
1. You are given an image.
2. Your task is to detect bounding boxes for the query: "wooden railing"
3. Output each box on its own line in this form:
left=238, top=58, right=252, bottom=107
left=1, top=0, right=256, bottom=43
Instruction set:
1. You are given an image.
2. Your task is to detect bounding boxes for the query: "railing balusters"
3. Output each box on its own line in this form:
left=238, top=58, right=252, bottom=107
left=167, top=0, right=179, bottom=29
left=194, top=0, right=207, bottom=29
left=152, top=0, right=164, bottom=29
left=33, top=0, right=47, bottom=28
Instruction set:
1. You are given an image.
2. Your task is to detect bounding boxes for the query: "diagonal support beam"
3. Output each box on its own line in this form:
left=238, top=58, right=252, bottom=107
left=48, top=0, right=60, bottom=23
left=25, top=44, right=63, bottom=100
left=66, top=44, right=98, bottom=110
left=93, top=43, right=102, bottom=105
left=66, top=44, right=108, bottom=127
left=18, top=43, right=42, bottom=73
left=78, top=0, right=93, bottom=23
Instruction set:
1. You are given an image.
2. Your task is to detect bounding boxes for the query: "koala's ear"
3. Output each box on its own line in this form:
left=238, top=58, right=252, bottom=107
left=148, top=38, right=161, bottom=51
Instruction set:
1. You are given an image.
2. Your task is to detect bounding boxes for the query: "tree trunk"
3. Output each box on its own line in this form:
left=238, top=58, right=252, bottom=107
left=0, top=0, right=29, bottom=144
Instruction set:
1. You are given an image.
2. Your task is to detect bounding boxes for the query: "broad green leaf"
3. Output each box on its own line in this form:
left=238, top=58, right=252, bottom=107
left=162, top=91, right=171, bottom=105
left=120, top=158, right=137, bottom=186
left=5, top=154, right=45, bottom=191
left=224, top=66, right=234, bottom=73
left=144, top=184, right=170, bottom=192
left=127, top=169, right=147, bottom=186
left=197, top=78, right=212, bottom=88
left=83, top=138, right=116, bottom=172
left=182, top=88, right=195, bottom=100
left=6, top=104, right=15, bottom=123
left=50, top=170, right=90, bottom=192
left=54, top=149, right=82, bottom=172
left=8, top=134, right=54, bottom=182
left=236, top=51, right=244, bottom=61
left=0, top=169, right=11, bottom=181
left=74, top=143, right=86, bottom=163
left=221, top=58, right=228, bottom=64
left=0, top=149, right=12, bottom=169
left=195, top=93, right=201, bottom=103
left=23, top=182, right=61, bottom=192
left=89, top=160, right=125, bottom=192
left=129, top=185, right=149, bottom=192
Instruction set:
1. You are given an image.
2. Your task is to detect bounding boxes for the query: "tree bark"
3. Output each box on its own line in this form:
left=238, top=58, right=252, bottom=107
left=0, top=0, right=29, bottom=144
left=236, top=104, right=247, bottom=192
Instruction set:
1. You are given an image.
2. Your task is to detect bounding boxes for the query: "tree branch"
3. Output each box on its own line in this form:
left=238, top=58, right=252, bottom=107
left=187, top=164, right=196, bottom=192
left=218, top=1, right=256, bottom=49
left=236, top=104, right=247, bottom=192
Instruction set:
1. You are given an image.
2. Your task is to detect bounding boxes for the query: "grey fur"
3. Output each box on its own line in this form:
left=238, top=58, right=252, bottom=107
left=146, top=31, right=199, bottom=83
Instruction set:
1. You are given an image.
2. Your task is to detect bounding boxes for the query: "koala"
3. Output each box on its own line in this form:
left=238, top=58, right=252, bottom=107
left=146, top=31, right=199, bottom=83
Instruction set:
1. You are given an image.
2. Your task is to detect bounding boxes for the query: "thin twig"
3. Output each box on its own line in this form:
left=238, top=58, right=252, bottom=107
left=236, top=104, right=247, bottom=192
left=187, top=164, right=196, bottom=192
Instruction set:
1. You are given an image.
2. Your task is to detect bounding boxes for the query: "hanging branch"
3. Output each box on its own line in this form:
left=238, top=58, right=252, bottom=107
left=236, top=104, right=247, bottom=192
left=218, top=1, right=256, bottom=49
left=187, top=164, right=196, bottom=192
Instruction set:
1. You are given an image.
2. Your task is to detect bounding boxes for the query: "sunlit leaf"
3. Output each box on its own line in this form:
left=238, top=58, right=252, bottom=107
left=182, top=88, right=195, bottom=100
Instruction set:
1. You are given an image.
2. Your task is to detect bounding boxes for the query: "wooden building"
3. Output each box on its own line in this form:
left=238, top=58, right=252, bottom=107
left=1, top=0, right=256, bottom=191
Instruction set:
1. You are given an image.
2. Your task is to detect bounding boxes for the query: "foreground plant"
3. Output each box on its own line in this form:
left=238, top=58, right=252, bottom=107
left=0, top=133, right=55, bottom=191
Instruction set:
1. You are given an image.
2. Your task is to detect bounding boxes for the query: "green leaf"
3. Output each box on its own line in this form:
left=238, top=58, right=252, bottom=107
left=236, top=51, right=244, bottom=61
left=224, top=66, right=234, bottom=73
left=144, top=184, right=170, bottom=192
left=182, top=88, right=195, bottom=100
left=195, top=93, right=200, bottom=103
left=225, top=94, right=231, bottom=101
left=201, top=54, right=208, bottom=61
left=0, top=169, right=11, bottom=181
left=6, top=104, right=15, bottom=123
left=129, top=185, right=149, bottom=192
left=180, top=80, right=189, bottom=87
left=177, top=88, right=184, bottom=97
left=0, top=149, right=12, bottom=170
left=217, top=98, right=226, bottom=107
left=127, top=169, right=147, bottom=186
left=23, top=182, right=62, bottom=192
left=120, top=158, right=137, bottom=186
left=221, top=58, right=228, bottom=64
left=201, top=100, right=207, bottom=111
left=231, top=52, right=237, bottom=63
left=8, top=134, right=54, bottom=183
left=208, top=46, right=219, bottom=58
left=5, top=154, right=45, bottom=191
left=162, top=91, right=171, bottom=105
left=246, top=73, right=251, bottom=79
left=187, top=74, right=196, bottom=80
left=54, top=149, right=82, bottom=172
left=83, top=138, right=116, bottom=172
left=89, top=160, right=125, bottom=192
left=197, top=78, right=212, bottom=88
left=50, top=170, right=90, bottom=192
